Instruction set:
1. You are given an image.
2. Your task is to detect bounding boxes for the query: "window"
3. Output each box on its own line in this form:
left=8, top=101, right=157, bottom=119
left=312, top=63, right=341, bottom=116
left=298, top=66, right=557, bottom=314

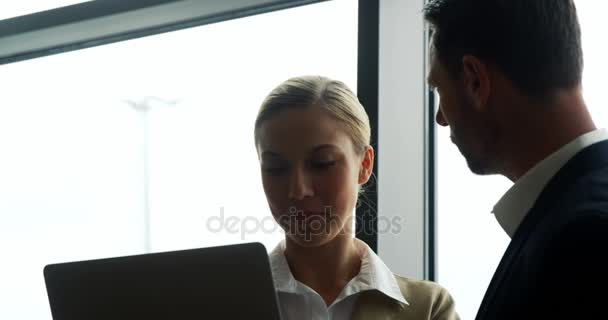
left=0, top=1, right=357, bottom=318
left=436, top=1, right=608, bottom=319
left=578, top=1, right=608, bottom=129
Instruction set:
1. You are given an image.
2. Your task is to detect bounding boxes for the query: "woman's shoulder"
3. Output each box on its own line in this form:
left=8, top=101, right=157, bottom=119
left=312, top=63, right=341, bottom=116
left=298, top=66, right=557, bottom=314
left=393, top=274, right=449, bottom=297
left=393, top=275, right=460, bottom=320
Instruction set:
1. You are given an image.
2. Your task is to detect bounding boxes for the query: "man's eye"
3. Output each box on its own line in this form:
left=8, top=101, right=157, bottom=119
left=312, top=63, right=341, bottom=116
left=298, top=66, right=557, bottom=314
left=263, top=167, right=287, bottom=175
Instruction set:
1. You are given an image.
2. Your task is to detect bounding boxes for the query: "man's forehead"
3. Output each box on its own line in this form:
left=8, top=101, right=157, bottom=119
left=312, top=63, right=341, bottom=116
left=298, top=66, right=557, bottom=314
left=427, top=43, right=438, bottom=83
left=428, top=37, right=438, bottom=61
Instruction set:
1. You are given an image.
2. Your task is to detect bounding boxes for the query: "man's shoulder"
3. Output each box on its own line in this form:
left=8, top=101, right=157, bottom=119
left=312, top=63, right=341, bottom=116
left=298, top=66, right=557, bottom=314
left=557, top=140, right=608, bottom=199
left=550, top=211, right=608, bottom=248
left=528, top=192, right=608, bottom=254
left=531, top=210, right=608, bottom=318
left=542, top=156, right=608, bottom=222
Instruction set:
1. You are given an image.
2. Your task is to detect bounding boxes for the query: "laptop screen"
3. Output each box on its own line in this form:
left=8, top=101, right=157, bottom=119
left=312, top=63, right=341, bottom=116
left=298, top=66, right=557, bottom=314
left=44, top=242, right=281, bottom=319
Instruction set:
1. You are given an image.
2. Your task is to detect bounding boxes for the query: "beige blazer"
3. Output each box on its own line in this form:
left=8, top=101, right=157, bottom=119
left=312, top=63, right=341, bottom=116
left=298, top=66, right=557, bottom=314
left=351, top=275, right=460, bottom=320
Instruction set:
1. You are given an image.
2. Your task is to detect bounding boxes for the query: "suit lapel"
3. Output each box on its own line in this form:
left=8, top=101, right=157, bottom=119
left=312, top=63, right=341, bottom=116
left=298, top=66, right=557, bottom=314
left=475, top=140, right=608, bottom=320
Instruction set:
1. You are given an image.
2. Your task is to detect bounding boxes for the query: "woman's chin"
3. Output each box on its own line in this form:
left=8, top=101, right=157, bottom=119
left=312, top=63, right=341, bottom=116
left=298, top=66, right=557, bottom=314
left=285, top=232, right=334, bottom=248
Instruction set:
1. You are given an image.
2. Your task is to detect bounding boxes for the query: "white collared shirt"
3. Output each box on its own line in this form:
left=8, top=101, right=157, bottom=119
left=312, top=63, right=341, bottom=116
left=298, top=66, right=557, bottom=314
left=493, top=129, right=608, bottom=238
left=268, top=239, right=408, bottom=320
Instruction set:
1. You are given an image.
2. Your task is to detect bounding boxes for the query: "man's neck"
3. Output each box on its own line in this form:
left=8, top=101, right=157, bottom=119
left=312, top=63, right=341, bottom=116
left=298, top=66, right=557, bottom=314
left=500, top=89, right=596, bottom=181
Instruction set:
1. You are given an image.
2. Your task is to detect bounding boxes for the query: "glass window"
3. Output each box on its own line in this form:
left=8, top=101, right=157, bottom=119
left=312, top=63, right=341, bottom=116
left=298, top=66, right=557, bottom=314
left=578, top=1, right=608, bottom=129
left=0, top=1, right=358, bottom=318
left=436, top=1, right=608, bottom=319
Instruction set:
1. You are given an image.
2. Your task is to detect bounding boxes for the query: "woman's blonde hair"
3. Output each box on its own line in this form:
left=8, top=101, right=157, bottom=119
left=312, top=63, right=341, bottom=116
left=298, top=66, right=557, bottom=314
left=254, top=75, right=371, bottom=154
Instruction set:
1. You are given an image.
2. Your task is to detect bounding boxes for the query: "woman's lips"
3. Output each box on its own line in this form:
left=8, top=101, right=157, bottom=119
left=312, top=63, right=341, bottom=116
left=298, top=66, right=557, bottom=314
left=285, top=206, right=333, bottom=217
left=285, top=208, right=328, bottom=217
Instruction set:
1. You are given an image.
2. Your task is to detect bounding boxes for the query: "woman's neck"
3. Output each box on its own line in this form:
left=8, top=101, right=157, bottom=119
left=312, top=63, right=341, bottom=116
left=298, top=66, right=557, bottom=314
left=283, top=234, right=364, bottom=306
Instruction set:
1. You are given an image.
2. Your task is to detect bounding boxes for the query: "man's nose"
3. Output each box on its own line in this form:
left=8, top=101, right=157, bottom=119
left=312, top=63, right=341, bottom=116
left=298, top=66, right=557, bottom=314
left=436, top=107, right=448, bottom=127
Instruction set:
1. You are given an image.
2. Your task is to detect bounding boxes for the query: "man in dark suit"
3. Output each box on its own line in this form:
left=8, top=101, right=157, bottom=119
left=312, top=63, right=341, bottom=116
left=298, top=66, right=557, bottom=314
left=424, top=0, right=608, bottom=319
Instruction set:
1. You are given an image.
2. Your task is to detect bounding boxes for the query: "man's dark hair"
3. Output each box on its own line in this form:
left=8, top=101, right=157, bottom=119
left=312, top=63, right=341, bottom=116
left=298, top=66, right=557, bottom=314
left=424, top=0, right=583, bottom=96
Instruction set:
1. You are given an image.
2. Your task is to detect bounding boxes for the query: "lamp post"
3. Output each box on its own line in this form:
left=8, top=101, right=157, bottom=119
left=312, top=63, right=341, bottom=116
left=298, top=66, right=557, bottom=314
left=124, top=96, right=179, bottom=253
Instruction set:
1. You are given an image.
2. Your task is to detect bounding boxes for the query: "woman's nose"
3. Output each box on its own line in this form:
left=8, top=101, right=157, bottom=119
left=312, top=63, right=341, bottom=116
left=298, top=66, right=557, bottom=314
left=288, top=168, right=314, bottom=200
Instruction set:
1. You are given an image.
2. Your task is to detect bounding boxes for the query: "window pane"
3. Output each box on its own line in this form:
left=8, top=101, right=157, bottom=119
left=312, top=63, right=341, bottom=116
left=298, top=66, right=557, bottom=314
left=436, top=2, right=607, bottom=319
left=0, top=1, right=357, bottom=318
left=578, top=1, right=608, bottom=129
left=436, top=124, right=511, bottom=320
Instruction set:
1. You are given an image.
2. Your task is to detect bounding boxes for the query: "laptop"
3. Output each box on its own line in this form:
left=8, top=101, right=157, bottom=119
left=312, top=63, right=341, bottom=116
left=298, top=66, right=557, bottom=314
left=43, top=242, right=282, bottom=320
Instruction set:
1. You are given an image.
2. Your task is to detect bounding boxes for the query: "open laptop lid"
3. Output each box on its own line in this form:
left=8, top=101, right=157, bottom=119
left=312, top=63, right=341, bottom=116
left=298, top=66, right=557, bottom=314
left=44, top=242, right=281, bottom=320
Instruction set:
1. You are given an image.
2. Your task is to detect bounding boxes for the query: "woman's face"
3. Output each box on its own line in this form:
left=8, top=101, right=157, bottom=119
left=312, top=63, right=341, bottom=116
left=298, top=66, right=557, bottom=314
left=256, top=107, right=373, bottom=247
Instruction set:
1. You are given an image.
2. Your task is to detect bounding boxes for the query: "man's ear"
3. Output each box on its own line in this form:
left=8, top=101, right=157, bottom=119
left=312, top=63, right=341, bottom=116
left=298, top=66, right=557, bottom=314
left=358, top=146, right=375, bottom=185
left=462, top=55, right=491, bottom=110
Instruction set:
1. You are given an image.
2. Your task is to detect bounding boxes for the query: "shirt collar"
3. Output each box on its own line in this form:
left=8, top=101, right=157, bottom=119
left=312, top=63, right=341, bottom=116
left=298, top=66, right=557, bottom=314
left=493, top=128, right=608, bottom=238
left=268, top=239, right=409, bottom=306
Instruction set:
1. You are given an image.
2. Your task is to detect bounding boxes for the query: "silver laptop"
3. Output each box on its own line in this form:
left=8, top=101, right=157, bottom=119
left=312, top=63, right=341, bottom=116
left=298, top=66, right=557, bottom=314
left=43, top=242, right=281, bottom=319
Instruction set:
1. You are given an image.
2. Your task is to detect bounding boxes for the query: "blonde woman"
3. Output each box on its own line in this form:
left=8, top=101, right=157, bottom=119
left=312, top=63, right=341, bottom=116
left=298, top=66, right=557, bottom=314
left=254, top=75, right=459, bottom=320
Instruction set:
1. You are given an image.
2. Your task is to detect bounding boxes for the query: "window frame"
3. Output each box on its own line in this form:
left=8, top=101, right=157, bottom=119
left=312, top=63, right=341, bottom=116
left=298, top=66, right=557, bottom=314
left=0, top=0, right=328, bottom=64
left=0, top=0, right=434, bottom=280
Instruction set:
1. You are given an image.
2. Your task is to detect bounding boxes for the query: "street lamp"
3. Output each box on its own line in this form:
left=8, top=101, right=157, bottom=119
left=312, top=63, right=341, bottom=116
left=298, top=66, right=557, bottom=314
left=123, top=96, right=179, bottom=253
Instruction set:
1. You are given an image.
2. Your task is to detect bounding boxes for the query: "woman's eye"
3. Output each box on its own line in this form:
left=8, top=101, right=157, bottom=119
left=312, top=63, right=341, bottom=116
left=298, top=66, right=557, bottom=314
left=311, top=161, right=336, bottom=170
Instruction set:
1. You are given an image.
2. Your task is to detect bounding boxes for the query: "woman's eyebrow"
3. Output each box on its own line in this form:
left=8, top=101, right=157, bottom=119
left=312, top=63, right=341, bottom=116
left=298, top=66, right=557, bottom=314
left=310, top=144, right=338, bottom=153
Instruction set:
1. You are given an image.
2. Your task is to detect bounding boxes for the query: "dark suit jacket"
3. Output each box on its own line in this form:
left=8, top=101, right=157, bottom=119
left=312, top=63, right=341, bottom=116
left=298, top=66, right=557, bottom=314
left=476, top=140, right=608, bottom=320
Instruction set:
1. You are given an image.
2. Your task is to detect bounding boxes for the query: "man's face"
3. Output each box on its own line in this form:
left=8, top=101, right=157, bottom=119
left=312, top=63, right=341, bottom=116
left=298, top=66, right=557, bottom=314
left=427, top=40, right=500, bottom=175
